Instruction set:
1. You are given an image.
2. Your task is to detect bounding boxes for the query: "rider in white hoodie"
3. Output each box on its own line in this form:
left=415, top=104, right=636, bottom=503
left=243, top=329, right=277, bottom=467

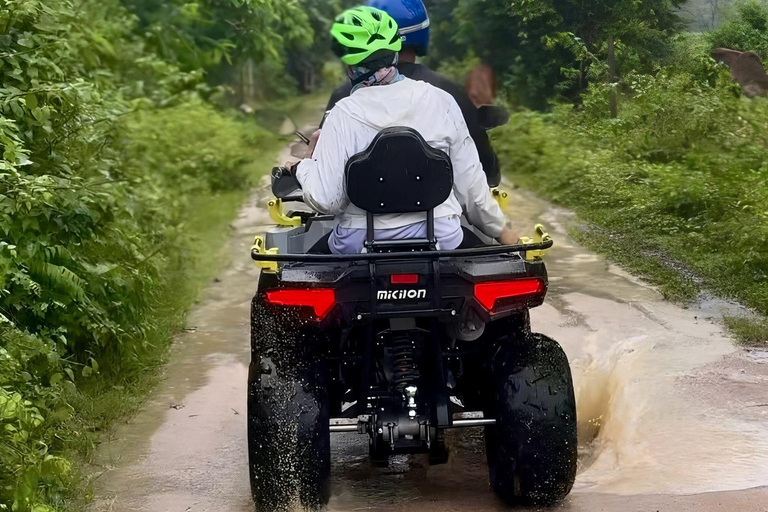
left=294, top=6, right=516, bottom=254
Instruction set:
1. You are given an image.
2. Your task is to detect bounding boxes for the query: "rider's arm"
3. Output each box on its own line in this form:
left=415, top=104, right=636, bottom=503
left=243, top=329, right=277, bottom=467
left=295, top=110, right=350, bottom=216
left=453, top=90, right=501, bottom=187
left=446, top=100, right=506, bottom=239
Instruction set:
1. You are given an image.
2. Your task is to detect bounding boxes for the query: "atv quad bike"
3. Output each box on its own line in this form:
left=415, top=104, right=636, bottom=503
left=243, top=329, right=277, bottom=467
left=248, top=121, right=577, bottom=510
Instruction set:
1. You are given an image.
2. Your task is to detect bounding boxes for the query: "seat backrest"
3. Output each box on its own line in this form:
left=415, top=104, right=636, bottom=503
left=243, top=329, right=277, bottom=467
left=345, top=127, right=453, bottom=215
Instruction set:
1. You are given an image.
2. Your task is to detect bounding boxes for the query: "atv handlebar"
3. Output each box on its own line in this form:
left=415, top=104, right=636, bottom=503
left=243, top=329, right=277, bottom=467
left=272, top=166, right=302, bottom=200
left=250, top=239, right=553, bottom=263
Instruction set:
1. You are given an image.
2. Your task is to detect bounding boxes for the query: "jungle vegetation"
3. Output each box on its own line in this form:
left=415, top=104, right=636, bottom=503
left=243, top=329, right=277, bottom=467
left=2, top=0, right=768, bottom=510
left=0, top=0, right=349, bottom=509
left=425, top=0, right=768, bottom=341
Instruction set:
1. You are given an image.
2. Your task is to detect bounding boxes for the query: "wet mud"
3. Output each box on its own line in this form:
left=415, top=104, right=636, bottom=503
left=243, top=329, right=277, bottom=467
left=88, top=159, right=768, bottom=511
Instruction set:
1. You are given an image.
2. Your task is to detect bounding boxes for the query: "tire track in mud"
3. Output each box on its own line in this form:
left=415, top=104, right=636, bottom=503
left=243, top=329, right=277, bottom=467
left=88, top=151, right=768, bottom=511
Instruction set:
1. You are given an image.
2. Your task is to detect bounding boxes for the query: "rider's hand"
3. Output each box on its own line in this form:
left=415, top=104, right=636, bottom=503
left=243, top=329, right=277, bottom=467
left=305, top=130, right=321, bottom=159
left=283, top=159, right=300, bottom=176
left=497, top=227, right=520, bottom=246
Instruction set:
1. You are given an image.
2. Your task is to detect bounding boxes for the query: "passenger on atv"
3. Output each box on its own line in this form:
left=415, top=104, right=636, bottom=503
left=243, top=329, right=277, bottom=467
left=247, top=6, right=577, bottom=512
left=289, top=6, right=518, bottom=254
left=326, top=0, right=502, bottom=188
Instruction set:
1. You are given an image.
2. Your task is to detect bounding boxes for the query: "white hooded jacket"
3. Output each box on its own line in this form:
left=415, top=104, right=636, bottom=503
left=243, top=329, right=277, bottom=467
left=296, top=77, right=506, bottom=239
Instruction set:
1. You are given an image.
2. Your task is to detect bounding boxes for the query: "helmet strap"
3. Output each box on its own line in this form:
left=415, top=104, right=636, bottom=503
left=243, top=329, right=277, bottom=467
left=349, top=53, right=399, bottom=86
left=350, top=68, right=378, bottom=87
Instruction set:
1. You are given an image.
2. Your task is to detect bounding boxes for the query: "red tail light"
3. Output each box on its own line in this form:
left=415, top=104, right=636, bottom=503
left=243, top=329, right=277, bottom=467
left=265, top=288, right=336, bottom=320
left=474, top=279, right=546, bottom=312
left=391, top=274, right=419, bottom=285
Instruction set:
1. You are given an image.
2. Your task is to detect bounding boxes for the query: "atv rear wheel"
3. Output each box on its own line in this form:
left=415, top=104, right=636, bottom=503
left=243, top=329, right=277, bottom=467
left=248, top=356, right=330, bottom=511
left=485, top=333, right=577, bottom=506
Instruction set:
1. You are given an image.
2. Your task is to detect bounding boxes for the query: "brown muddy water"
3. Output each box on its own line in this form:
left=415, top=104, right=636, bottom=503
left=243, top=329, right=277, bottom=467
left=88, top=148, right=768, bottom=511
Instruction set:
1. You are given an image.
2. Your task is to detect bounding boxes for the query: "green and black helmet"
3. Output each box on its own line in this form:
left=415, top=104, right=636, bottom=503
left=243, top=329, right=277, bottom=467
left=331, top=6, right=403, bottom=66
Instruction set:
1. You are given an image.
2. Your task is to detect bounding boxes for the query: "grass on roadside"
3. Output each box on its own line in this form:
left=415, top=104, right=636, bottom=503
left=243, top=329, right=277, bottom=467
left=492, top=67, right=768, bottom=347
left=724, top=316, right=768, bottom=346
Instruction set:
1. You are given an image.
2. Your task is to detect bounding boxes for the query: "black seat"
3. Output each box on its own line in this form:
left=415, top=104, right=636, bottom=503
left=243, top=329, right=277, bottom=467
left=345, top=127, right=453, bottom=252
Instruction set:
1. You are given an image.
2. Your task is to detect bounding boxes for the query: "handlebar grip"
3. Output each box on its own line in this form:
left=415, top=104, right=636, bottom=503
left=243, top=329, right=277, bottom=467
left=271, top=165, right=299, bottom=179
left=271, top=166, right=288, bottom=179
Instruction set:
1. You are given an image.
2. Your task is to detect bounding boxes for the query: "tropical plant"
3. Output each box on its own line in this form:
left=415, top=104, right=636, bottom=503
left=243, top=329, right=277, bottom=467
left=493, top=63, right=768, bottom=314
left=0, top=0, right=276, bottom=509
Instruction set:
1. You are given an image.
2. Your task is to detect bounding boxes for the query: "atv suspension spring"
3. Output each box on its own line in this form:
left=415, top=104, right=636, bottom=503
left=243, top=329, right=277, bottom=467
left=391, top=334, right=420, bottom=393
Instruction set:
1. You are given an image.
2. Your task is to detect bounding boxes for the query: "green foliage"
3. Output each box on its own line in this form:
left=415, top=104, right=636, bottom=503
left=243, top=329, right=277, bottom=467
left=0, top=0, right=276, bottom=509
left=286, top=0, right=355, bottom=92
left=433, top=52, right=481, bottom=86
left=426, top=0, right=685, bottom=108
left=493, top=64, right=768, bottom=313
left=121, top=0, right=352, bottom=97
left=575, top=65, right=741, bottom=161
left=708, top=0, right=768, bottom=61
left=120, top=100, right=272, bottom=193
left=123, top=0, right=313, bottom=70
left=724, top=315, right=768, bottom=345
left=665, top=32, right=714, bottom=72
left=422, top=0, right=464, bottom=67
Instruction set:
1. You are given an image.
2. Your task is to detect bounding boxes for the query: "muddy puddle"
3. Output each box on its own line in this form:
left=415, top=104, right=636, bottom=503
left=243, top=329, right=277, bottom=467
left=517, top=192, right=768, bottom=496
left=88, top=153, right=768, bottom=511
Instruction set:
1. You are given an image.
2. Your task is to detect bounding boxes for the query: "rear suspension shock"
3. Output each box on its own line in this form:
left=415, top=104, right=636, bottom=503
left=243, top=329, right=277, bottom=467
left=391, top=333, right=420, bottom=394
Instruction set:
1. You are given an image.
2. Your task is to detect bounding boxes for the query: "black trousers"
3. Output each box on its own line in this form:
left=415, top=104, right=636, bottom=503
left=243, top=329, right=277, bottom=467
left=309, top=227, right=487, bottom=255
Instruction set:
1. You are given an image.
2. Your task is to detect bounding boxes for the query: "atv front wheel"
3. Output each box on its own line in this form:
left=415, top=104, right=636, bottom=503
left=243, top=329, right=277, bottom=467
left=248, top=356, right=330, bottom=511
left=485, top=333, right=577, bottom=505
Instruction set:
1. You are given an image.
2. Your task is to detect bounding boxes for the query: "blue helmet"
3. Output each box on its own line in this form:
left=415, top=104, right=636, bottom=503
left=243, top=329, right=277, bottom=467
left=366, top=0, right=430, bottom=56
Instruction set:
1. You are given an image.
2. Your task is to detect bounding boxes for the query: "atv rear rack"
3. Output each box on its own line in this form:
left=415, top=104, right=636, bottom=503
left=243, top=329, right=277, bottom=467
left=250, top=239, right=554, bottom=263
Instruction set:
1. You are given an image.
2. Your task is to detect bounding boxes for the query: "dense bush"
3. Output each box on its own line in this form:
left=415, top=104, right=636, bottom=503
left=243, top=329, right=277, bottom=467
left=0, top=1, right=275, bottom=510
left=120, top=101, right=272, bottom=193
left=121, top=0, right=359, bottom=99
left=424, top=0, right=685, bottom=109
left=494, top=64, right=768, bottom=313
left=708, top=0, right=768, bottom=61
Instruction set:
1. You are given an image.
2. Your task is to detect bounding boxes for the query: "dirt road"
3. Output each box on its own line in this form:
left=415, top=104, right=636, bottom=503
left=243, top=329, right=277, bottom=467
left=88, top=152, right=768, bottom=511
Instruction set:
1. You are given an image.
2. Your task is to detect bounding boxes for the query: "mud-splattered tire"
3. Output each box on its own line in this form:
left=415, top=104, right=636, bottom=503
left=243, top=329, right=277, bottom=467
left=248, top=356, right=330, bottom=511
left=484, top=333, right=577, bottom=506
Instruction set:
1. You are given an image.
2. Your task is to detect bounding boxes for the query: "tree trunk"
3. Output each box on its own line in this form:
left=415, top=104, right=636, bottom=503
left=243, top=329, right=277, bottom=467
left=246, top=59, right=255, bottom=102
left=607, top=34, right=618, bottom=118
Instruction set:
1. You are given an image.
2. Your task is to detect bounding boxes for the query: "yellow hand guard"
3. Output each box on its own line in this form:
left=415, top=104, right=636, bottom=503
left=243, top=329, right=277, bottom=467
left=492, top=188, right=510, bottom=210
left=268, top=198, right=301, bottom=228
left=251, top=236, right=279, bottom=273
left=519, top=224, right=553, bottom=261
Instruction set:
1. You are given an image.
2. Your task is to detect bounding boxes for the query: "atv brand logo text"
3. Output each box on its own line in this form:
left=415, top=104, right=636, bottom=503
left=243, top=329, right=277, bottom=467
left=377, top=289, right=427, bottom=301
